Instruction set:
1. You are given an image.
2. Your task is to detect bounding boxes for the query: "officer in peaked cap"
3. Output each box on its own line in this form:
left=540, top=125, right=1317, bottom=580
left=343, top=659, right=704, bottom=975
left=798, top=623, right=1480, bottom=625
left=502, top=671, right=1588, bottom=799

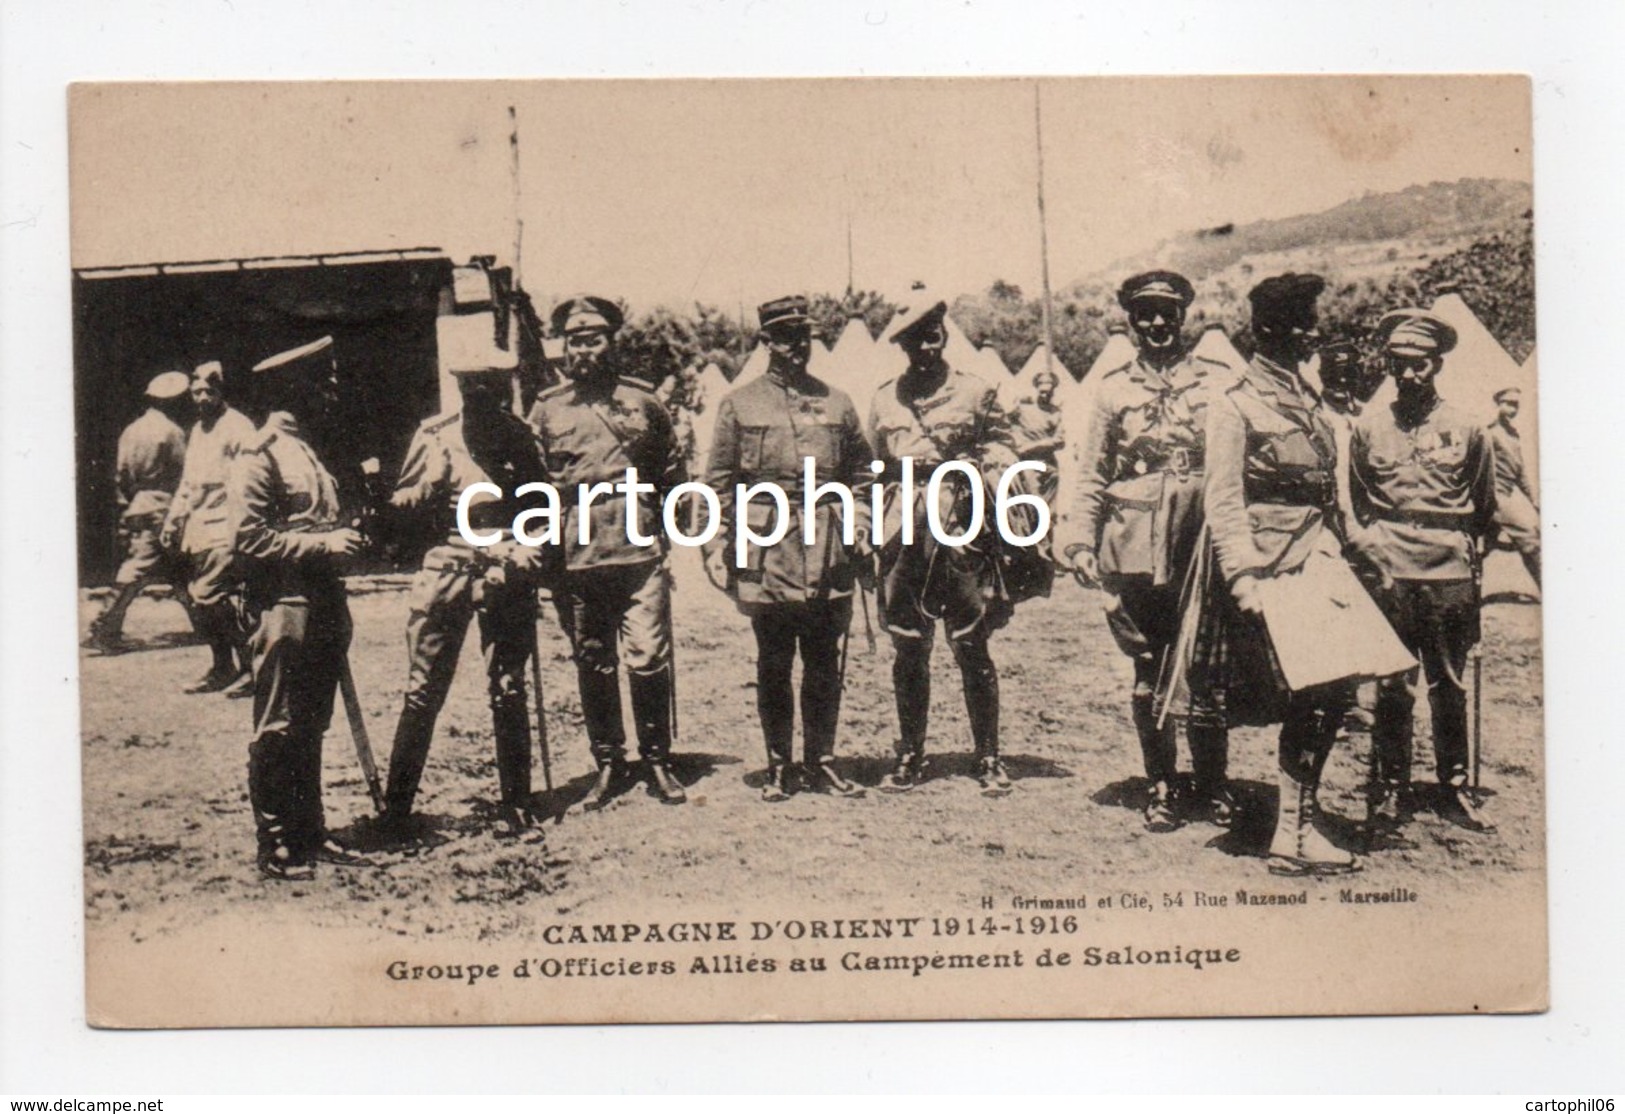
left=529, top=295, right=689, bottom=809
left=161, top=361, right=257, bottom=695
left=1007, top=368, right=1066, bottom=507
left=1487, top=385, right=1540, bottom=586
left=380, top=329, right=550, bottom=841
left=1057, top=269, right=1233, bottom=832
left=702, top=294, right=873, bottom=802
left=868, top=287, right=1028, bottom=797
left=1348, top=307, right=1498, bottom=832
left=229, top=336, right=370, bottom=880
left=87, top=371, right=196, bottom=653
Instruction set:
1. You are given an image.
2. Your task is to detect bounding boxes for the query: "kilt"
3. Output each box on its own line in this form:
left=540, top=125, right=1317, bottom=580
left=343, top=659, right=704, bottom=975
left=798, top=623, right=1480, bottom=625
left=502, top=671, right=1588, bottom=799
left=1161, top=528, right=1415, bottom=729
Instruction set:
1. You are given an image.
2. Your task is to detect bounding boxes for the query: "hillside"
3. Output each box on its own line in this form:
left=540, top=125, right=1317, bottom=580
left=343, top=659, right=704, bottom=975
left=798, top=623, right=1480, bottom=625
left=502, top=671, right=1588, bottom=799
left=1077, top=178, right=1532, bottom=291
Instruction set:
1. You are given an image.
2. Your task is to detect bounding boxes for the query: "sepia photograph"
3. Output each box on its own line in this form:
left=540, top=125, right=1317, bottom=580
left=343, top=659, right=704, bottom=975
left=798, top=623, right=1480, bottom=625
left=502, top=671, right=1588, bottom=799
left=67, top=75, right=1545, bottom=1029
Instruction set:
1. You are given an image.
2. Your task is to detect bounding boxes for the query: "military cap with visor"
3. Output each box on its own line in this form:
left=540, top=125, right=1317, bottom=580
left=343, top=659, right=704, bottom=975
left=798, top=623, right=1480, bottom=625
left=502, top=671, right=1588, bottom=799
left=1376, top=308, right=1458, bottom=358
left=251, top=335, right=336, bottom=377
left=758, top=295, right=810, bottom=331
left=145, top=370, right=191, bottom=401
left=550, top=295, right=624, bottom=337
left=1117, top=270, right=1195, bottom=311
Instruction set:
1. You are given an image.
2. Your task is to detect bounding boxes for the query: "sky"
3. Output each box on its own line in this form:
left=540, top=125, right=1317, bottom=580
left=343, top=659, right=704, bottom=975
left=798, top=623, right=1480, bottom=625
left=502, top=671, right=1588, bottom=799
left=70, top=76, right=1531, bottom=311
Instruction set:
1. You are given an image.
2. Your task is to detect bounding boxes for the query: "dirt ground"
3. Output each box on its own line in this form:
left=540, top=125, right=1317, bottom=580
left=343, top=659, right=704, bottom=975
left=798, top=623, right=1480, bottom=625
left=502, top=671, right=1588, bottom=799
left=79, top=546, right=1545, bottom=944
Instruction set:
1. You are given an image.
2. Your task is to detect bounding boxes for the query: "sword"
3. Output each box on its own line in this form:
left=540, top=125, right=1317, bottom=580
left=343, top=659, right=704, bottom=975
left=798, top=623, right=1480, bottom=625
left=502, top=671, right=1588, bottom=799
left=338, top=655, right=384, bottom=813
left=1470, top=538, right=1486, bottom=793
left=662, top=557, right=679, bottom=745
left=529, top=615, right=554, bottom=794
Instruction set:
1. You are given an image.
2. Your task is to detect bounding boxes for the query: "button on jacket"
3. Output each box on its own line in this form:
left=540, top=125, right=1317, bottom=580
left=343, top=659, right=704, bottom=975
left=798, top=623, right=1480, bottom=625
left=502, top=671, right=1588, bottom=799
left=528, top=376, right=686, bottom=571
left=1066, top=352, right=1219, bottom=585
left=703, top=367, right=873, bottom=609
left=1350, top=398, right=1496, bottom=580
left=1204, top=355, right=1342, bottom=584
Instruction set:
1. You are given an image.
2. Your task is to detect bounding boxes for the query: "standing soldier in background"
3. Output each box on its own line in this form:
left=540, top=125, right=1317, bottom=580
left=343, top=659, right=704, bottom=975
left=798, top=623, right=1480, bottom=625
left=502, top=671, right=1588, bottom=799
left=160, top=361, right=256, bottom=695
left=530, top=296, right=689, bottom=809
left=230, top=337, right=369, bottom=881
left=703, top=295, right=873, bottom=802
left=868, top=290, right=1022, bottom=797
left=1348, top=310, right=1498, bottom=832
left=1007, top=368, right=1066, bottom=508
left=87, top=371, right=193, bottom=653
left=379, top=343, right=549, bottom=840
left=1486, top=386, right=1541, bottom=588
left=1190, top=274, right=1414, bottom=876
left=1059, top=271, right=1232, bottom=831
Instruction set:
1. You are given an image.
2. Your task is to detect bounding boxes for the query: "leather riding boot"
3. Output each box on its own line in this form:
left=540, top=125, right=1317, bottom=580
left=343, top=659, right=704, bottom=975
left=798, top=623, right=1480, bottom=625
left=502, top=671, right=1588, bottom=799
left=1188, top=723, right=1234, bottom=827
left=492, top=695, right=534, bottom=829
left=892, top=641, right=932, bottom=758
left=248, top=731, right=312, bottom=879
left=954, top=640, right=1001, bottom=763
left=383, top=699, right=438, bottom=824
left=631, top=668, right=685, bottom=803
left=577, top=666, right=627, bottom=767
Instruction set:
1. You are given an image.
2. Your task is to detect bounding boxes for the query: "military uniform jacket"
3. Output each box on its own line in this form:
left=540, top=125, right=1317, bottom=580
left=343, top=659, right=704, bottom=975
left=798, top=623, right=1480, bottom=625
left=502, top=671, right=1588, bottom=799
left=392, top=410, right=507, bottom=549
left=165, top=407, right=255, bottom=553
left=527, top=374, right=686, bottom=572
left=867, top=363, right=1019, bottom=539
left=703, top=367, right=874, bottom=607
left=1204, top=355, right=1342, bottom=584
left=1066, top=351, right=1220, bottom=584
left=1487, top=418, right=1534, bottom=502
left=228, top=411, right=345, bottom=605
left=1007, top=396, right=1065, bottom=466
left=1351, top=397, right=1496, bottom=580
left=115, top=407, right=187, bottom=522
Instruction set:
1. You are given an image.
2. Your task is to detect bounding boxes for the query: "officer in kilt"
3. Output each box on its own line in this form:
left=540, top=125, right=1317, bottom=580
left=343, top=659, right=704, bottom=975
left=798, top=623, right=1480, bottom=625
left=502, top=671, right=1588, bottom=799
left=1173, top=275, right=1414, bottom=876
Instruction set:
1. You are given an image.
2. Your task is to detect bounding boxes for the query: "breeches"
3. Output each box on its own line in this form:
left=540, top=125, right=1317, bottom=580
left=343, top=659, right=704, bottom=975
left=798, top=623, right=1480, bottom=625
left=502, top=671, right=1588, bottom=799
left=1372, top=578, right=1479, bottom=786
left=552, top=561, right=671, bottom=677
left=403, top=549, right=537, bottom=716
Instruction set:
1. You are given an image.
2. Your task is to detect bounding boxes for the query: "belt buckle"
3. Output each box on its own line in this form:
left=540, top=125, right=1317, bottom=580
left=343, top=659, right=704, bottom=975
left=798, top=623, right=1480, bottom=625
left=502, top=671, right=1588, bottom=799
left=1169, top=447, right=1192, bottom=480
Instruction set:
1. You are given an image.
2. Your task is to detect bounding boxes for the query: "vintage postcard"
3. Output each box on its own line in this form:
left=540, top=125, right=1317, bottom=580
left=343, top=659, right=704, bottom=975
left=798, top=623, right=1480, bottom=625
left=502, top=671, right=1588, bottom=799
left=71, top=76, right=1544, bottom=1027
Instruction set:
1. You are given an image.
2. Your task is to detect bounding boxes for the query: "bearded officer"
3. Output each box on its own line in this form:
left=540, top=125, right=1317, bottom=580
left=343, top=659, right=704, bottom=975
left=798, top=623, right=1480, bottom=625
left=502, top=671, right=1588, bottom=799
left=702, top=295, right=872, bottom=802
left=379, top=336, right=548, bottom=839
left=1348, top=309, right=1498, bottom=832
left=1190, top=274, right=1414, bottom=876
left=1058, top=271, right=1231, bottom=831
left=529, top=296, right=688, bottom=809
left=1486, top=386, right=1540, bottom=587
left=868, top=290, right=1023, bottom=797
left=229, top=337, right=368, bottom=880
left=161, top=361, right=257, bottom=695
left=88, top=370, right=193, bottom=652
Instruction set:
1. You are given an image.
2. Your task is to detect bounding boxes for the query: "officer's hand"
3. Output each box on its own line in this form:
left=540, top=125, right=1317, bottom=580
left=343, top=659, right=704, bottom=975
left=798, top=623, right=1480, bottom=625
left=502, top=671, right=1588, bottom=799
left=323, top=528, right=366, bottom=557
left=702, top=547, right=731, bottom=592
left=1231, top=574, right=1266, bottom=617
left=159, top=525, right=178, bottom=552
left=1072, top=548, right=1100, bottom=587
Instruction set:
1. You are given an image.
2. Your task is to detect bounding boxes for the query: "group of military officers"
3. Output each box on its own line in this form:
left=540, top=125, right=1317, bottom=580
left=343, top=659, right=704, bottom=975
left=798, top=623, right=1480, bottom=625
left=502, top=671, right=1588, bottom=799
left=92, top=273, right=1539, bottom=881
